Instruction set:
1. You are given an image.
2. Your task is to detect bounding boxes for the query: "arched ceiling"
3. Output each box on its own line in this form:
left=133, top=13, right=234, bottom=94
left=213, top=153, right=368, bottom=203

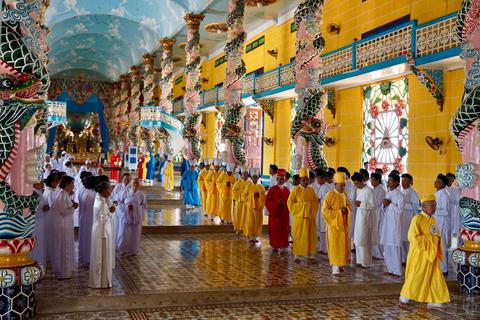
left=46, top=0, right=297, bottom=81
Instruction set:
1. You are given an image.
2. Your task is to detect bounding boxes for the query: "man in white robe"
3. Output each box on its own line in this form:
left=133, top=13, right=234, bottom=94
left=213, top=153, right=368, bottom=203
left=446, top=173, right=462, bottom=247
left=119, top=178, right=147, bottom=255
left=111, top=173, right=131, bottom=247
left=434, top=173, right=452, bottom=274
left=43, top=174, right=58, bottom=259
left=400, top=173, right=419, bottom=263
left=371, top=173, right=386, bottom=260
left=352, top=172, right=377, bottom=268
left=76, top=160, right=98, bottom=184
left=78, top=176, right=97, bottom=264
left=30, top=182, right=50, bottom=267
left=380, top=173, right=405, bottom=277
left=314, top=170, right=332, bottom=254
left=59, top=151, right=67, bottom=171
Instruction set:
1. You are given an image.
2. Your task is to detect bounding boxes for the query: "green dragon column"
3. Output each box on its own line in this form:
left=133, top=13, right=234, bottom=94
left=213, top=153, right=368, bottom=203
left=221, top=0, right=247, bottom=167
left=110, top=82, right=121, bottom=150
left=451, top=0, right=480, bottom=294
left=0, top=0, right=51, bottom=317
left=118, top=74, right=131, bottom=153
left=140, top=54, right=157, bottom=153
left=128, top=66, right=143, bottom=147
left=182, top=14, right=205, bottom=161
left=290, top=0, right=340, bottom=172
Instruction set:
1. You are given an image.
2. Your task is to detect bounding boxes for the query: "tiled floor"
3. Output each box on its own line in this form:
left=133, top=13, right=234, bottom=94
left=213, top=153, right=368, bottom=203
left=143, top=207, right=215, bottom=226
left=37, top=292, right=480, bottom=319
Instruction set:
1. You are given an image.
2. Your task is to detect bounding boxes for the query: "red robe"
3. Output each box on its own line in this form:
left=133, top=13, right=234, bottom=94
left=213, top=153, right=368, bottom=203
left=265, top=185, right=291, bottom=249
left=110, top=154, right=121, bottom=181
left=137, top=156, right=145, bottom=180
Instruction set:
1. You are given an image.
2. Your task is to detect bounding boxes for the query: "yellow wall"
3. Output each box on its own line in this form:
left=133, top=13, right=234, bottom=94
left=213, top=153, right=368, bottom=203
left=204, top=112, right=217, bottom=161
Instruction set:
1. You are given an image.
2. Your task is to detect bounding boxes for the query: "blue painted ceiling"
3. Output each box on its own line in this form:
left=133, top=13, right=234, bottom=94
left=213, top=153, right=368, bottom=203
left=46, top=0, right=296, bottom=81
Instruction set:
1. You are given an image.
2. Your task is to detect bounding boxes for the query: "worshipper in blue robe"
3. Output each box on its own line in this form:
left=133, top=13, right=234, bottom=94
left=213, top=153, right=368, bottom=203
left=179, top=156, right=189, bottom=191
left=181, top=159, right=201, bottom=209
left=146, top=152, right=156, bottom=181
left=157, top=154, right=167, bottom=182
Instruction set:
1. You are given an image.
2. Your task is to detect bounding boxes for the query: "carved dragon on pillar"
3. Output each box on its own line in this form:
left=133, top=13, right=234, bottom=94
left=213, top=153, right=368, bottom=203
left=158, top=39, right=176, bottom=155
left=128, top=66, right=143, bottom=147
left=182, top=14, right=205, bottom=161
left=140, top=54, right=157, bottom=153
left=290, top=0, right=340, bottom=172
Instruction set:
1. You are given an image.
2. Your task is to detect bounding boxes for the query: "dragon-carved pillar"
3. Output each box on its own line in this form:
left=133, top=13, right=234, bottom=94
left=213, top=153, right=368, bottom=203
left=182, top=14, right=205, bottom=161
left=289, top=0, right=340, bottom=172
left=451, top=0, right=480, bottom=294
left=140, top=54, right=157, bottom=153
left=221, top=0, right=247, bottom=167
left=129, top=66, right=143, bottom=147
left=110, top=82, right=121, bottom=150
left=0, top=0, right=51, bottom=317
left=118, top=74, right=131, bottom=154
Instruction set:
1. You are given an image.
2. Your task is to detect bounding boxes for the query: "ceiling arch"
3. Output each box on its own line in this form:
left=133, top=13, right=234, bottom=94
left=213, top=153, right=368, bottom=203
left=49, top=59, right=122, bottom=80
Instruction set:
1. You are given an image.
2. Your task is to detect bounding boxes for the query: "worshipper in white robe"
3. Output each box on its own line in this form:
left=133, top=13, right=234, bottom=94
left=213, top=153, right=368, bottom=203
left=50, top=153, right=60, bottom=170
left=43, top=173, right=58, bottom=259
left=434, top=174, right=452, bottom=274
left=29, top=182, right=50, bottom=267
left=78, top=175, right=100, bottom=264
left=65, top=161, right=76, bottom=178
left=446, top=173, right=462, bottom=247
left=59, top=151, right=67, bottom=171
left=88, top=181, right=116, bottom=288
left=313, top=170, right=333, bottom=254
left=400, top=173, right=419, bottom=263
left=371, top=173, right=387, bottom=260
left=111, top=173, right=131, bottom=247
left=76, top=159, right=98, bottom=185
left=54, top=172, right=67, bottom=196
left=43, top=163, right=52, bottom=180
left=380, top=173, right=405, bottom=277
left=52, top=175, right=78, bottom=279
left=119, top=178, right=147, bottom=255
left=352, top=172, right=377, bottom=268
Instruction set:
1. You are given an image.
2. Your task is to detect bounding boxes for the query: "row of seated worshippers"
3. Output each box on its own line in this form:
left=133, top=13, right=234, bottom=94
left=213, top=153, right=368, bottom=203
left=182, top=159, right=452, bottom=310
left=29, top=169, right=147, bottom=289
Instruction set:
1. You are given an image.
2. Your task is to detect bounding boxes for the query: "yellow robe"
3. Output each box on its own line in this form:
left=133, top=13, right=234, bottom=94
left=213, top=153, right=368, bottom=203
left=205, top=170, right=222, bottom=217
left=322, top=189, right=352, bottom=266
left=217, top=173, right=237, bottom=222
left=143, top=156, right=149, bottom=180
left=243, top=182, right=266, bottom=237
left=232, top=179, right=249, bottom=232
left=197, top=169, right=209, bottom=210
left=400, top=212, right=450, bottom=303
left=164, top=162, right=174, bottom=190
left=287, top=186, right=320, bottom=256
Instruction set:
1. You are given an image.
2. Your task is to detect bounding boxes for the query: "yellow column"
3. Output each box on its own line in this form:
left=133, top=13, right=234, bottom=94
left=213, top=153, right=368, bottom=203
left=273, top=99, right=292, bottom=170
left=205, top=112, right=217, bottom=160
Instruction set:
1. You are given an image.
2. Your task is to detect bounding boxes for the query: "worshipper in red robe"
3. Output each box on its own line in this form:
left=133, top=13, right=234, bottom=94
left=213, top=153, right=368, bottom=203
left=265, top=168, right=291, bottom=253
left=137, top=153, right=145, bottom=180
left=109, top=149, right=121, bottom=181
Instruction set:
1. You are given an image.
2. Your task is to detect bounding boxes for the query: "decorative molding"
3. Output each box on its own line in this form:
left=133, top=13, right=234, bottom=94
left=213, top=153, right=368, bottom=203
left=257, top=99, right=274, bottom=122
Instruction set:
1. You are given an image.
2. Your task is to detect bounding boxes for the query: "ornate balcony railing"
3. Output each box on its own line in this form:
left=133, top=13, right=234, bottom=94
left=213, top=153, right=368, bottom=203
left=173, top=13, right=460, bottom=115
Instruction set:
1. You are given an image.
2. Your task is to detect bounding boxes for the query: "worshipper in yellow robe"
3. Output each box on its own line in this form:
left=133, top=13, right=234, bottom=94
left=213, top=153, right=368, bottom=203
left=142, top=154, right=149, bottom=180
left=287, top=168, right=320, bottom=262
left=197, top=158, right=211, bottom=215
left=164, top=155, right=174, bottom=192
left=205, top=158, right=222, bottom=220
left=399, top=194, right=450, bottom=311
left=232, top=166, right=250, bottom=235
left=243, top=168, right=266, bottom=243
left=216, top=163, right=237, bottom=224
left=322, top=172, right=352, bottom=275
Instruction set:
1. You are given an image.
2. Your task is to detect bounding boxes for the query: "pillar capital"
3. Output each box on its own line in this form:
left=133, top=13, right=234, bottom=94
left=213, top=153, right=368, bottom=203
left=113, top=82, right=121, bottom=90
left=153, top=67, right=162, bottom=73
left=184, top=14, right=205, bottom=31
left=142, top=54, right=157, bottom=65
left=160, top=38, right=177, bottom=52
left=119, top=74, right=130, bottom=83
left=130, top=66, right=143, bottom=76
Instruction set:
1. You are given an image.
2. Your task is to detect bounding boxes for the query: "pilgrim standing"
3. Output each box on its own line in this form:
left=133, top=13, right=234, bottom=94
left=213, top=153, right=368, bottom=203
left=401, top=173, right=419, bottom=263
left=76, top=159, right=97, bottom=184
left=399, top=195, right=450, bottom=311
left=216, top=163, right=237, bottom=224
left=146, top=151, right=156, bottom=182
left=265, top=168, right=291, bottom=253
left=371, top=173, right=387, bottom=260
left=29, top=182, right=50, bottom=267
left=243, top=168, right=266, bottom=243
left=164, top=155, right=174, bottom=192
left=181, top=159, right=201, bottom=209
left=52, top=175, right=78, bottom=279
left=137, top=152, right=145, bottom=180
left=197, top=158, right=211, bottom=214
left=111, top=173, right=131, bottom=247
left=204, top=158, right=222, bottom=220
left=313, top=170, right=332, bottom=254
left=65, top=161, right=76, bottom=178
left=157, top=154, right=167, bottom=182
left=352, top=172, right=377, bottom=269
left=43, top=174, right=58, bottom=258
left=434, top=174, right=452, bottom=274
left=179, top=156, right=189, bottom=191
left=322, top=172, right=352, bottom=275
left=446, top=173, right=462, bottom=247
left=78, top=176, right=101, bottom=264
left=380, top=173, right=405, bottom=277
left=88, top=181, right=116, bottom=288
left=119, top=178, right=148, bottom=255
left=110, top=149, right=121, bottom=181
left=232, top=166, right=250, bottom=235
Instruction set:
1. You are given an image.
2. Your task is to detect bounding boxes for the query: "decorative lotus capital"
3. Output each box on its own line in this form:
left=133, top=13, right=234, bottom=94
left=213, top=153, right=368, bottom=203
left=184, top=14, right=205, bottom=31
left=160, top=38, right=177, bottom=52
left=142, top=54, right=157, bottom=66
left=130, top=66, right=143, bottom=76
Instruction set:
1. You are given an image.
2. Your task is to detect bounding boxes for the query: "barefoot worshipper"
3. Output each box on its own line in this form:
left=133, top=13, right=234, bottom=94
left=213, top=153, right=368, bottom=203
left=399, top=195, right=450, bottom=311
left=197, top=158, right=211, bottom=215
left=243, top=168, right=266, bottom=244
left=111, top=173, right=131, bottom=247
left=205, top=158, right=222, bottom=220
left=164, top=155, right=174, bottom=192
left=232, top=166, right=250, bottom=235
left=181, top=159, right=202, bottom=209
left=217, top=163, right=238, bottom=224
left=78, top=176, right=99, bottom=264
left=287, top=168, right=320, bottom=262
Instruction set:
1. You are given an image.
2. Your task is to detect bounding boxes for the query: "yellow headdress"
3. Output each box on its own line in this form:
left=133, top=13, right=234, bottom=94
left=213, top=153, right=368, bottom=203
left=299, top=168, right=309, bottom=178
left=334, top=172, right=347, bottom=184
left=420, top=194, right=436, bottom=204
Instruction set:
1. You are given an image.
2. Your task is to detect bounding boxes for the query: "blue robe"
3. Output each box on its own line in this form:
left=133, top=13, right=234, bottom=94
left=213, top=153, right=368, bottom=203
left=182, top=170, right=201, bottom=206
left=157, top=160, right=166, bottom=181
left=146, top=156, right=156, bottom=180
left=179, top=160, right=189, bottom=191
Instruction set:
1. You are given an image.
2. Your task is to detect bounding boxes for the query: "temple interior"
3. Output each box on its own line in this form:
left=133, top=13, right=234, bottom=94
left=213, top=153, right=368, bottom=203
left=1, top=0, right=480, bottom=319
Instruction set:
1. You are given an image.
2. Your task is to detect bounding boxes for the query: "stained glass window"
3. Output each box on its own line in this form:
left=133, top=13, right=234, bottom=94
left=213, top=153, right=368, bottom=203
left=244, top=108, right=263, bottom=170
left=290, top=99, right=298, bottom=175
left=362, top=78, right=409, bottom=174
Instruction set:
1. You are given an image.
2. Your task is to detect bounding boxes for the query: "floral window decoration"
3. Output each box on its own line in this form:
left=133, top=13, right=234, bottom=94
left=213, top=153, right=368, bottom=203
left=290, top=99, right=298, bottom=175
left=362, top=78, right=409, bottom=174
left=215, top=112, right=225, bottom=158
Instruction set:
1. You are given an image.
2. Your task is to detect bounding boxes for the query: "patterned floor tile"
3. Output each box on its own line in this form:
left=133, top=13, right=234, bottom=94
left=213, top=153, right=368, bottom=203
left=34, top=310, right=132, bottom=320
left=144, top=207, right=229, bottom=226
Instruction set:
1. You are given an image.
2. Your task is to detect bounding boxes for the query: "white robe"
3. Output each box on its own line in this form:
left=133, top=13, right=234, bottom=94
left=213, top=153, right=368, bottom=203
left=29, top=189, right=49, bottom=267
left=43, top=186, right=56, bottom=258
left=446, top=185, right=462, bottom=237
left=372, top=184, right=387, bottom=258
left=52, top=189, right=76, bottom=279
left=119, top=189, right=147, bottom=254
left=354, top=186, right=378, bottom=246
left=380, top=188, right=405, bottom=247
left=79, top=189, right=96, bottom=263
left=111, top=183, right=131, bottom=247
left=88, top=194, right=116, bottom=288
left=59, top=156, right=67, bottom=171
left=65, top=167, right=76, bottom=178
left=43, top=170, right=51, bottom=180
left=401, top=187, right=419, bottom=242
left=75, top=166, right=98, bottom=184
left=314, top=183, right=332, bottom=233
left=345, top=179, right=357, bottom=238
